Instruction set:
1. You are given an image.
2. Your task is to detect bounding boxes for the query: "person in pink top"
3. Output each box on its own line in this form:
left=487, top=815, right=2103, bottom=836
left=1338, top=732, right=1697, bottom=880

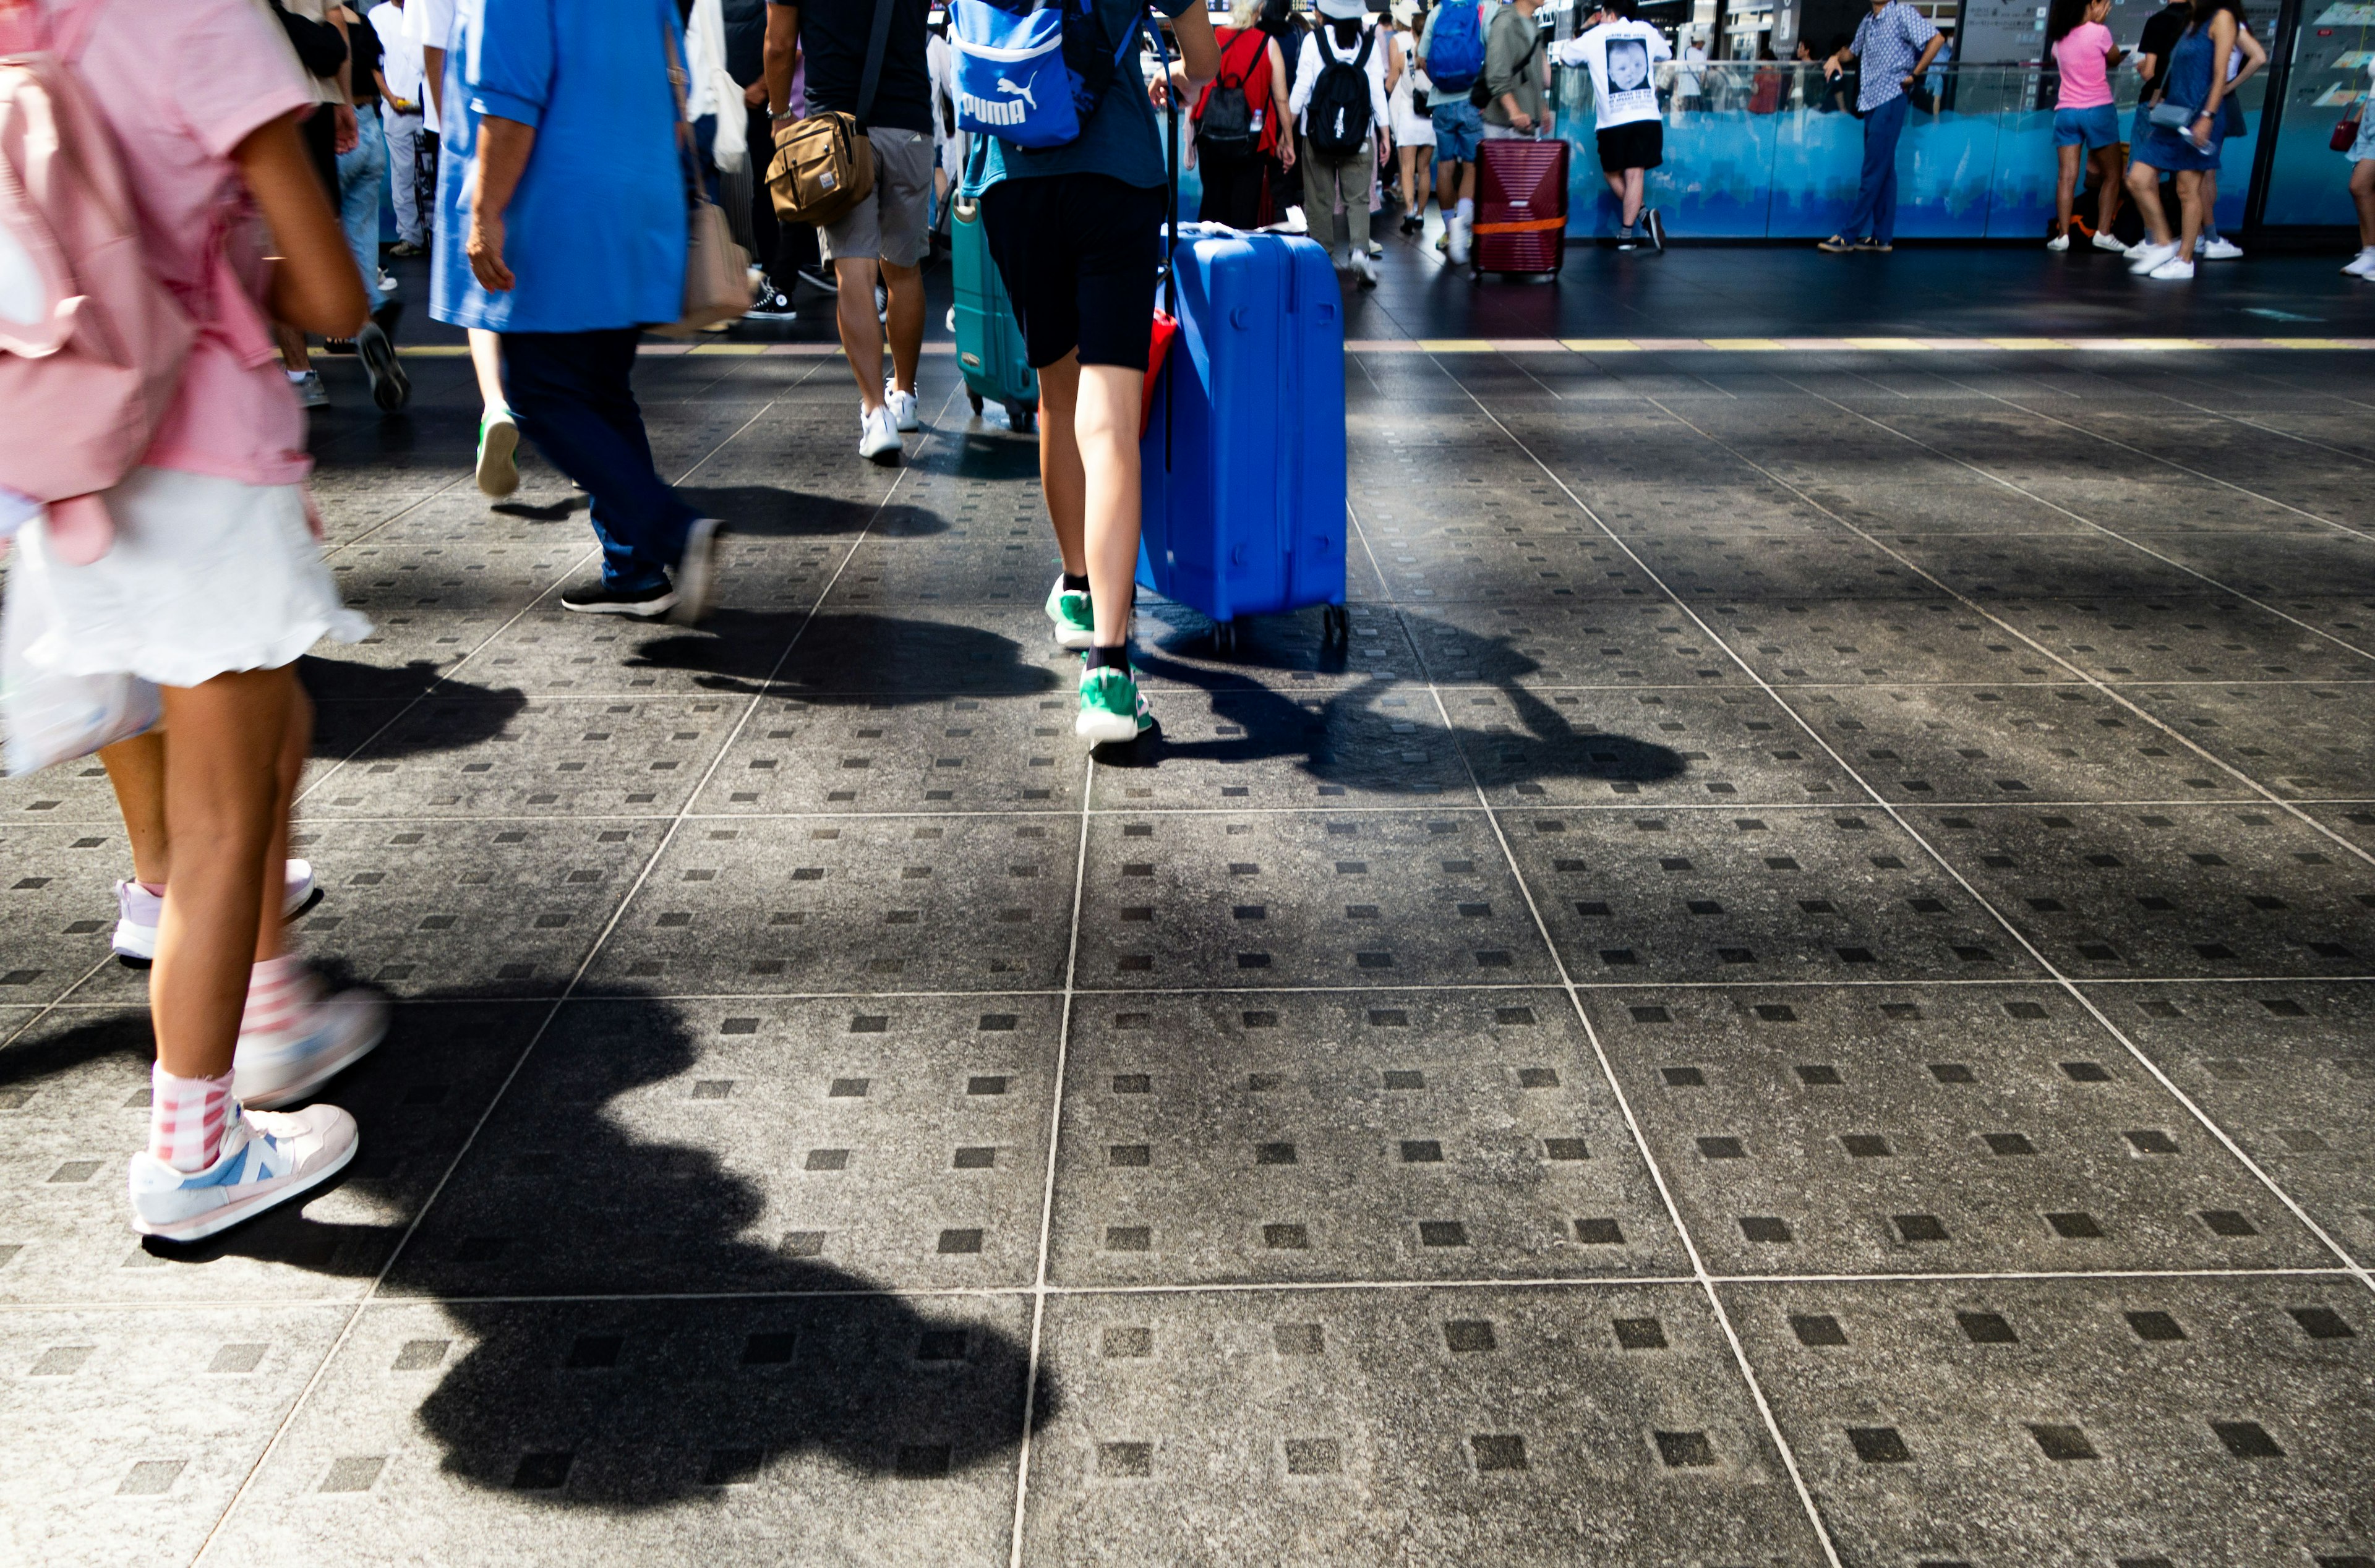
left=2045, top=0, right=2126, bottom=250
left=4, top=0, right=387, bottom=1240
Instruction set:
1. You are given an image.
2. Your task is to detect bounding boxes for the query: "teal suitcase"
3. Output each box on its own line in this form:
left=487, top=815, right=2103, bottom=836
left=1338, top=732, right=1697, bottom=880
left=950, top=195, right=1037, bottom=433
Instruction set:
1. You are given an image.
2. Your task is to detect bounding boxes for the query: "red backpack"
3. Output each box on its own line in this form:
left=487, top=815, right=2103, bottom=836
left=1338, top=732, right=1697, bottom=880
left=0, top=0, right=197, bottom=563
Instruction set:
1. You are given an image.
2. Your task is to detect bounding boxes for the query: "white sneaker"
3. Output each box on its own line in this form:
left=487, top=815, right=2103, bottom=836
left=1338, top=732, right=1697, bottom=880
left=1348, top=250, right=1379, bottom=288
left=127, top=1103, right=357, bottom=1242
left=2127, top=239, right=2180, bottom=274
left=1447, top=214, right=1472, bottom=266
left=377, top=270, right=399, bottom=294
left=234, top=976, right=388, bottom=1111
left=2197, top=237, right=2243, bottom=261
left=2342, top=249, right=2375, bottom=278
left=884, top=380, right=920, bottom=432
left=475, top=408, right=521, bottom=498
left=672, top=516, right=724, bottom=627
left=858, top=404, right=902, bottom=466
left=2092, top=231, right=2128, bottom=252
left=2046, top=231, right=2069, bottom=252
left=112, top=861, right=319, bottom=965
left=1366, top=239, right=1384, bottom=258
left=291, top=369, right=328, bottom=409
left=2147, top=256, right=2196, bottom=281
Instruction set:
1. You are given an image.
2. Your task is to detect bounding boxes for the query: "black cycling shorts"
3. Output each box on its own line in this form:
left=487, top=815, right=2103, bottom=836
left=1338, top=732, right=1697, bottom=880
left=980, top=173, right=1166, bottom=372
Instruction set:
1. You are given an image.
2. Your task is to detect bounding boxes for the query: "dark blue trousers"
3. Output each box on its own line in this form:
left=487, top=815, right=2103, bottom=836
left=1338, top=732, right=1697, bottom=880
left=503, top=329, right=699, bottom=593
left=1842, top=92, right=1909, bottom=247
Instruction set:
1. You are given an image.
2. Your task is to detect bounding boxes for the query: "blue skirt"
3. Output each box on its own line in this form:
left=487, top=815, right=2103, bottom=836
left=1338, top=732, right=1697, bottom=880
left=2134, top=116, right=2223, bottom=173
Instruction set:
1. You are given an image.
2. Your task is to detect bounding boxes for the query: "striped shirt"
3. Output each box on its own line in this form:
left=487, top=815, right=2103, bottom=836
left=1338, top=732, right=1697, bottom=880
left=1850, top=1, right=1939, bottom=112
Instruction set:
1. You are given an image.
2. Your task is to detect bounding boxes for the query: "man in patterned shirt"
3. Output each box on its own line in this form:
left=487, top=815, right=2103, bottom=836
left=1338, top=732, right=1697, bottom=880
left=1816, top=0, right=1941, bottom=253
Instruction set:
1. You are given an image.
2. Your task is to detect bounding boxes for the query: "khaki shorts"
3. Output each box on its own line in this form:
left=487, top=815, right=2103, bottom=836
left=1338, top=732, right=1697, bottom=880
left=820, top=126, right=932, bottom=268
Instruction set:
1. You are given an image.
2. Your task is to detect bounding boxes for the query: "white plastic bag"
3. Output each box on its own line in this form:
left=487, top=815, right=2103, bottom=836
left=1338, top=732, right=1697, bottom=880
left=2, top=537, right=158, bottom=775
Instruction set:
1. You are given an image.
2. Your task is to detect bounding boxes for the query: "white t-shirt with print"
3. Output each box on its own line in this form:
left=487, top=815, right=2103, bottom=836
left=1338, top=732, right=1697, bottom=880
left=1552, top=19, right=1669, bottom=129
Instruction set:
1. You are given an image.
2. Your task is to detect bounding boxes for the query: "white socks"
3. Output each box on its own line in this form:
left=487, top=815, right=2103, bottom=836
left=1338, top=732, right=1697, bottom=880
left=149, top=1063, right=233, bottom=1174
left=1455, top=197, right=1474, bottom=223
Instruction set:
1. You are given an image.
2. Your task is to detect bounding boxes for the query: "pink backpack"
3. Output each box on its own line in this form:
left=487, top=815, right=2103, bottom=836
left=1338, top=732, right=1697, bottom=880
left=0, top=0, right=196, bottom=563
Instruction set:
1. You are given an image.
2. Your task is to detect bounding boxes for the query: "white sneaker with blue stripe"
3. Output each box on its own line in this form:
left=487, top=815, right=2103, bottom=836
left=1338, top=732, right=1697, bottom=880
left=127, top=1104, right=358, bottom=1242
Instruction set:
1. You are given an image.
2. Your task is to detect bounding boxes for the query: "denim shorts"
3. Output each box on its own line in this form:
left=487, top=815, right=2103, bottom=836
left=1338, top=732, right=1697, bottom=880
left=1431, top=98, right=1483, bottom=163
left=2052, top=102, right=2120, bottom=150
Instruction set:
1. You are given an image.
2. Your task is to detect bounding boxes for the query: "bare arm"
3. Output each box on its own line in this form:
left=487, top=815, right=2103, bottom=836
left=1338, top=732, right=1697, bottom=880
left=1385, top=32, right=1403, bottom=96
left=1906, top=33, right=1941, bottom=85
left=424, top=44, right=443, bottom=121
left=234, top=113, right=369, bottom=334
left=764, top=4, right=800, bottom=118
left=2201, top=11, right=2235, bottom=117
left=1269, top=38, right=1294, bottom=166
left=465, top=115, right=536, bottom=291
left=329, top=9, right=359, bottom=151
left=2232, top=23, right=2266, bottom=85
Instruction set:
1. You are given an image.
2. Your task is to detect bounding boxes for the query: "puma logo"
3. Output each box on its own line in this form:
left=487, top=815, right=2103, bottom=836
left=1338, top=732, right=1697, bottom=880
left=996, top=75, right=1038, bottom=111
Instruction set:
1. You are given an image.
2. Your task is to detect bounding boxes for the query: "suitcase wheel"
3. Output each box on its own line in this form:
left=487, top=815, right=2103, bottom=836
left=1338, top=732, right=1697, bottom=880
left=1005, top=400, right=1036, bottom=434
left=1212, top=618, right=1238, bottom=656
left=1322, top=605, right=1350, bottom=646
left=969, top=390, right=985, bottom=415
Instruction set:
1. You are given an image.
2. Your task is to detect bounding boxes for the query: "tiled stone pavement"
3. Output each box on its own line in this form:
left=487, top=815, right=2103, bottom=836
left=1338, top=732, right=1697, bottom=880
left=3, top=289, right=2373, bottom=1566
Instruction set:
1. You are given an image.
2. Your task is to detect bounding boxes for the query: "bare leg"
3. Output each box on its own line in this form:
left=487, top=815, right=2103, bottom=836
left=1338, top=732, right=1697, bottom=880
left=2354, top=158, right=2375, bottom=247
left=152, top=670, right=294, bottom=1080
left=1038, top=354, right=1087, bottom=579
left=1400, top=143, right=1419, bottom=211
left=100, top=733, right=169, bottom=887
left=835, top=255, right=887, bottom=415
left=2175, top=168, right=2204, bottom=261
left=2200, top=168, right=2220, bottom=239
left=2127, top=158, right=2172, bottom=245
left=468, top=328, right=505, bottom=411
left=255, top=683, right=311, bottom=963
left=275, top=322, right=310, bottom=376
left=1621, top=168, right=1645, bottom=228
left=883, top=258, right=925, bottom=396
left=1604, top=168, right=1628, bottom=216
left=2093, top=146, right=2123, bottom=233
left=2055, top=142, right=2081, bottom=235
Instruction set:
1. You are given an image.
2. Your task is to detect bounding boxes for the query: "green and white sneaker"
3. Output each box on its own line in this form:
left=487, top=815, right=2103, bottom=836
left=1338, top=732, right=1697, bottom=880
left=1045, top=577, right=1096, bottom=650
left=1077, top=664, right=1152, bottom=743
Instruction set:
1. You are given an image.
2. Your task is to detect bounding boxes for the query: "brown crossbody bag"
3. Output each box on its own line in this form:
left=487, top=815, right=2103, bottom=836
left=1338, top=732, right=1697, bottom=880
left=767, top=0, right=895, bottom=226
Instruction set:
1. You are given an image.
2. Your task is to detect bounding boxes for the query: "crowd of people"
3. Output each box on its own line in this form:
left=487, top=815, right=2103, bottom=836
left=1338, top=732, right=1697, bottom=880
left=1, top=0, right=2370, bottom=1247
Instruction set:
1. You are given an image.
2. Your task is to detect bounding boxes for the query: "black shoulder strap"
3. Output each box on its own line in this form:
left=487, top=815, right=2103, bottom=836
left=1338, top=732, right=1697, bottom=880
left=857, top=0, right=897, bottom=126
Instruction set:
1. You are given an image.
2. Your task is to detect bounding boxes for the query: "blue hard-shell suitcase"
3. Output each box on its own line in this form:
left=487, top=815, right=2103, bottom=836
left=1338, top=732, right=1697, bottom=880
left=950, top=194, right=1038, bottom=432
left=1137, top=224, right=1350, bottom=653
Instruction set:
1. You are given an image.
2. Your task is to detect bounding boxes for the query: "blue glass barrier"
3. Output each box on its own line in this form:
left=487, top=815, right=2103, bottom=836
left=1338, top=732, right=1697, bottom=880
left=1557, top=62, right=2258, bottom=240
left=2257, top=8, right=2373, bottom=228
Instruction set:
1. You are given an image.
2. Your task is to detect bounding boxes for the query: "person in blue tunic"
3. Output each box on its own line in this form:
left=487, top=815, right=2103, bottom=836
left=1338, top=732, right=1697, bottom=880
left=2121, top=0, right=2246, bottom=281
left=431, top=0, right=729, bottom=623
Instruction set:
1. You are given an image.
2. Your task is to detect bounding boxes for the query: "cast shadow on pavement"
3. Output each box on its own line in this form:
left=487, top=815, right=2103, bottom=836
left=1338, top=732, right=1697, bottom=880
left=2, top=988, right=1044, bottom=1503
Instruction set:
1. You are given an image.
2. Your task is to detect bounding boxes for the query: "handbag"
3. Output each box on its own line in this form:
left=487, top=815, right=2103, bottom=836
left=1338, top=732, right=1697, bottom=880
left=766, top=0, right=892, bottom=226
left=2147, top=97, right=2197, bottom=130
left=657, top=30, right=755, bottom=337
left=2335, top=114, right=2364, bottom=153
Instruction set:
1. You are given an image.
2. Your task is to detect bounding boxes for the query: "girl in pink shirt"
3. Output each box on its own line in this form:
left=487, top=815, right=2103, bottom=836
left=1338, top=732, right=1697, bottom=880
left=3, top=0, right=387, bottom=1239
left=2045, top=0, right=2126, bottom=249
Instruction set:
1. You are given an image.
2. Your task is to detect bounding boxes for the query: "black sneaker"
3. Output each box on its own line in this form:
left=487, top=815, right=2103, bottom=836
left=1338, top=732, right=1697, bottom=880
left=561, top=581, right=677, bottom=617
left=744, top=284, right=797, bottom=320
left=1645, top=207, right=1666, bottom=253
left=796, top=266, right=838, bottom=297
left=357, top=322, right=410, bottom=412
left=1615, top=226, right=1638, bottom=252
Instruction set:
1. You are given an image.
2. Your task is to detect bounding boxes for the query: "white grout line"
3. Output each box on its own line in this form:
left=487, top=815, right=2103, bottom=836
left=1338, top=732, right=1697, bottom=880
left=1348, top=473, right=1850, bottom=1568
left=1619, top=390, right=2375, bottom=876
left=1765, top=372, right=2375, bottom=665
left=1007, top=748, right=1095, bottom=1568
left=1430, top=360, right=2375, bottom=1311
left=188, top=374, right=961, bottom=1568
left=7, top=1264, right=2361, bottom=1316
left=1909, top=365, right=2375, bottom=545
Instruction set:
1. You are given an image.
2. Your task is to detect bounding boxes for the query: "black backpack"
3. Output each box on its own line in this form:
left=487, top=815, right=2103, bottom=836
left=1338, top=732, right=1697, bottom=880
left=1306, top=25, right=1374, bottom=156
left=1197, top=29, right=1266, bottom=157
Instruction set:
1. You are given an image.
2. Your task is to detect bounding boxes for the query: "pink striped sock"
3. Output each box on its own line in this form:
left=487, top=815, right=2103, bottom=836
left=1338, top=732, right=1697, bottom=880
left=149, top=1064, right=234, bottom=1173
left=241, top=956, right=312, bottom=1039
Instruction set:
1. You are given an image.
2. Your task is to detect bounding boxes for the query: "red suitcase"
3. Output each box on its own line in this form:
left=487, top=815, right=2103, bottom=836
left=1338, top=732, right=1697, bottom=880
left=1472, top=137, right=1568, bottom=278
